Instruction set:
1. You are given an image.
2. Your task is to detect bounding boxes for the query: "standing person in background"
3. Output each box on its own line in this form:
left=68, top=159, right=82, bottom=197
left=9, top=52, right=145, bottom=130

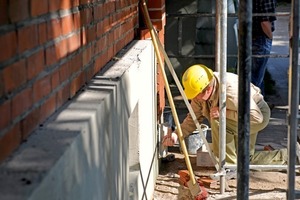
left=252, top=0, right=277, bottom=96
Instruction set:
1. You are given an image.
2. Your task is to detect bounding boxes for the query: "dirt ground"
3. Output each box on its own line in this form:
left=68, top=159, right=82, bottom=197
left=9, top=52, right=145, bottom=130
left=152, top=3, right=299, bottom=199
left=152, top=2, right=299, bottom=199
left=153, top=148, right=300, bottom=200
left=153, top=94, right=300, bottom=199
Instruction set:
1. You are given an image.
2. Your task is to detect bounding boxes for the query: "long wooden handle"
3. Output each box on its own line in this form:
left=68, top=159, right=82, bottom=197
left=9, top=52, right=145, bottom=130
left=140, top=1, right=219, bottom=171
left=140, top=0, right=197, bottom=185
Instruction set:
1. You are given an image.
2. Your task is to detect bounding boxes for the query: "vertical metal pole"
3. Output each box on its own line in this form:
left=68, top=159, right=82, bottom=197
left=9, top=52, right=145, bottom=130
left=178, top=17, right=183, bottom=55
left=287, top=0, right=299, bottom=199
left=237, top=0, right=251, bottom=199
left=216, top=0, right=227, bottom=194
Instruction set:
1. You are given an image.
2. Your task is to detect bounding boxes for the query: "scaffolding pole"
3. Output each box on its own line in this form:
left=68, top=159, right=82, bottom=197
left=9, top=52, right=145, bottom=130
left=215, top=0, right=227, bottom=194
left=226, top=164, right=300, bottom=170
left=164, top=1, right=300, bottom=197
left=237, top=0, right=252, bottom=199
left=287, top=0, right=300, bottom=199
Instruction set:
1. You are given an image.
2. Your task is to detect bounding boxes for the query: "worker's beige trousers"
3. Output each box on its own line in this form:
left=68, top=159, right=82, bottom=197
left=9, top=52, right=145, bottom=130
left=210, top=100, right=288, bottom=165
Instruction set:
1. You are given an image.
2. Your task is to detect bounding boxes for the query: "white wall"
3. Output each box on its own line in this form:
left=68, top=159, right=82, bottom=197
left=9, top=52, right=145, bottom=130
left=0, top=40, right=158, bottom=200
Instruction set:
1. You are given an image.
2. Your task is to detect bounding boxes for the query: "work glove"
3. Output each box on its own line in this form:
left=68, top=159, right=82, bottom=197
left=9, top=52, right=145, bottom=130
left=162, top=132, right=178, bottom=146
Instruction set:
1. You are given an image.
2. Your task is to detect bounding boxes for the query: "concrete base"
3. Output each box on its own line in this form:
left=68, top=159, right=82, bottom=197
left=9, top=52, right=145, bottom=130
left=0, top=40, right=158, bottom=200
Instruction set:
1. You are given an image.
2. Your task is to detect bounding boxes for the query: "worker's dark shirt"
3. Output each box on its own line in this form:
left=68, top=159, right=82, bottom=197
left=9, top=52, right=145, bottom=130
left=253, top=0, right=277, bottom=38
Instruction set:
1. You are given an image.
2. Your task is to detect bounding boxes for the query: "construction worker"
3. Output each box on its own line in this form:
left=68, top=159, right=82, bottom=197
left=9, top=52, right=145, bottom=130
left=163, top=64, right=288, bottom=165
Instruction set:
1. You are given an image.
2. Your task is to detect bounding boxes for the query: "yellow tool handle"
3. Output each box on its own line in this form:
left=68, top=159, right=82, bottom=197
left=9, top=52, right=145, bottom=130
left=140, top=1, right=219, bottom=171
left=140, top=0, right=196, bottom=185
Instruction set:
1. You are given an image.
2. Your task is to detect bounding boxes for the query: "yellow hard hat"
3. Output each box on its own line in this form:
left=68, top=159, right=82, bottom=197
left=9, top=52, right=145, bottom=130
left=182, top=64, right=214, bottom=99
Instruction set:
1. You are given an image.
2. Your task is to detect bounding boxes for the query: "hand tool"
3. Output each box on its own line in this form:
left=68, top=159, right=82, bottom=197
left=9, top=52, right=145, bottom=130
left=140, top=1, right=209, bottom=199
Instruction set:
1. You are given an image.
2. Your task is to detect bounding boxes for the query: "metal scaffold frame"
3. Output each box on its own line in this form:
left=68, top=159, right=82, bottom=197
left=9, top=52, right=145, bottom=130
left=287, top=0, right=300, bottom=199
left=165, top=0, right=300, bottom=198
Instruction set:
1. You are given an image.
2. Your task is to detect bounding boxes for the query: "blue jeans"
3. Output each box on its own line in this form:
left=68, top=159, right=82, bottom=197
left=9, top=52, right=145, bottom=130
left=252, top=35, right=272, bottom=95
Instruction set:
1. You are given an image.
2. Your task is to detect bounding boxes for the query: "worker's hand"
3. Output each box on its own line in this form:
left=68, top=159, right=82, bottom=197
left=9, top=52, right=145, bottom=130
left=162, top=132, right=178, bottom=146
left=210, top=106, right=220, bottom=119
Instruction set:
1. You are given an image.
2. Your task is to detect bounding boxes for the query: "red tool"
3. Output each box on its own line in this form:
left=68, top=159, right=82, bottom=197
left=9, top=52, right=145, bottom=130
left=179, top=170, right=208, bottom=200
left=140, top=1, right=210, bottom=199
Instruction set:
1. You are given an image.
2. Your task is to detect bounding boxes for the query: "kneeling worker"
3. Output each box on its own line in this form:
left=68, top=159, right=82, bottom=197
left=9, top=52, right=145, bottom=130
left=163, top=64, right=287, bottom=165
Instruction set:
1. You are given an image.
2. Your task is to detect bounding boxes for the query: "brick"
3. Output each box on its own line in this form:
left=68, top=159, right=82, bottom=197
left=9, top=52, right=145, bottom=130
left=3, top=59, right=27, bottom=93
left=113, top=26, right=121, bottom=43
left=45, top=45, right=57, bottom=66
left=138, top=28, right=151, bottom=40
left=82, top=46, right=92, bottom=66
left=21, top=107, right=40, bottom=139
left=0, top=124, right=22, bottom=162
left=18, top=24, right=38, bottom=53
left=95, top=35, right=107, bottom=54
left=56, top=83, right=70, bottom=108
left=94, top=53, right=105, bottom=73
left=115, top=0, right=127, bottom=9
left=198, top=177, right=218, bottom=188
left=149, top=7, right=166, bottom=20
left=73, top=12, right=81, bottom=31
left=109, top=14, right=117, bottom=29
left=79, top=0, right=92, bottom=5
left=30, top=0, right=48, bottom=17
left=158, top=28, right=165, bottom=44
left=9, top=0, right=29, bottom=22
left=55, top=38, right=68, bottom=60
left=103, top=17, right=110, bottom=33
left=38, top=22, right=47, bottom=45
left=70, top=53, right=82, bottom=74
left=47, top=18, right=61, bottom=40
left=108, top=31, right=114, bottom=48
left=0, top=71, right=3, bottom=97
left=80, top=8, right=92, bottom=25
left=60, top=0, right=72, bottom=10
left=12, top=87, right=33, bottom=119
left=0, top=0, right=9, bottom=25
left=33, top=76, right=51, bottom=103
left=48, top=0, right=60, bottom=12
left=61, top=14, right=74, bottom=35
left=157, top=66, right=165, bottom=116
left=68, top=33, right=80, bottom=53
left=84, top=62, right=95, bottom=80
left=0, top=100, right=12, bottom=130
left=70, top=73, right=84, bottom=97
left=114, top=37, right=123, bottom=53
left=96, top=20, right=104, bottom=37
left=59, top=62, right=70, bottom=82
left=127, top=29, right=134, bottom=42
left=152, top=17, right=166, bottom=31
left=104, top=2, right=116, bottom=15
left=27, top=49, right=45, bottom=80
left=51, top=70, right=60, bottom=90
left=39, top=94, right=56, bottom=123
left=87, top=26, right=96, bottom=44
left=148, top=0, right=165, bottom=9
left=0, top=31, right=17, bottom=63
left=107, top=45, right=114, bottom=63
left=72, top=0, right=79, bottom=7
left=94, top=4, right=104, bottom=20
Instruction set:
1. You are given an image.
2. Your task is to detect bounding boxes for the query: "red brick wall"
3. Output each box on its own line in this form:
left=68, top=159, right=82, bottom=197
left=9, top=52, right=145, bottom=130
left=0, top=0, right=140, bottom=162
left=141, top=0, right=166, bottom=118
